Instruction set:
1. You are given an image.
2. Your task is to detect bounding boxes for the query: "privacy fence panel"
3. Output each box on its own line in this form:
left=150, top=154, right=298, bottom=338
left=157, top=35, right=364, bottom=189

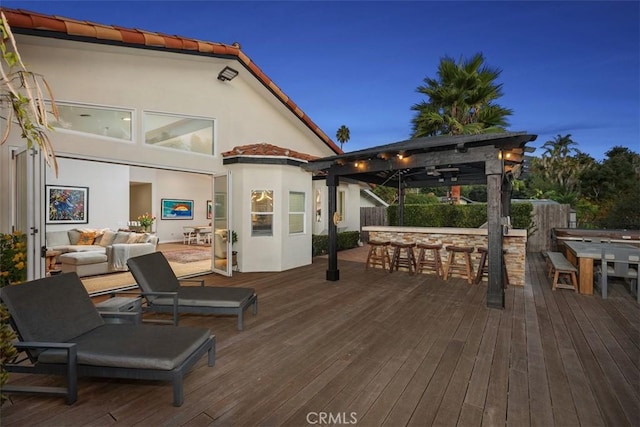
left=360, top=207, right=388, bottom=242
left=527, top=203, right=570, bottom=253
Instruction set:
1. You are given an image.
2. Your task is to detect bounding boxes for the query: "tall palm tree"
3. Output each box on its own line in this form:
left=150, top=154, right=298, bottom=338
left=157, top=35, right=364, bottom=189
left=411, top=53, right=512, bottom=137
left=336, top=125, right=350, bottom=151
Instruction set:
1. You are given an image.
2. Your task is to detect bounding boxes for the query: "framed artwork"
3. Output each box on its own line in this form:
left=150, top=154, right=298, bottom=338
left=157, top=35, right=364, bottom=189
left=206, top=200, right=213, bottom=219
left=161, top=199, right=194, bottom=220
left=46, top=185, right=89, bottom=224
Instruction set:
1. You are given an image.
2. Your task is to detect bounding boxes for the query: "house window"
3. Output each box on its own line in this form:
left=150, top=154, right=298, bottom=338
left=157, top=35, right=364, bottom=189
left=289, top=192, right=305, bottom=234
left=337, top=190, right=346, bottom=223
left=46, top=102, right=133, bottom=141
left=144, top=112, right=214, bottom=155
left=251, top=190, right=273, bottom=236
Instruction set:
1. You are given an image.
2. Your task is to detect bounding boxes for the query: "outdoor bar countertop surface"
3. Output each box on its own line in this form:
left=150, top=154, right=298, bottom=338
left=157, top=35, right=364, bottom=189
left=362, top=225, right=527, bottom=237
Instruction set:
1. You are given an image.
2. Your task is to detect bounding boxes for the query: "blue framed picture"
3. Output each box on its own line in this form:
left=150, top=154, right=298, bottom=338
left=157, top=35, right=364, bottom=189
left=161, top=199, right=194, bottom=220
left=46, top=185, right=89, bottom=224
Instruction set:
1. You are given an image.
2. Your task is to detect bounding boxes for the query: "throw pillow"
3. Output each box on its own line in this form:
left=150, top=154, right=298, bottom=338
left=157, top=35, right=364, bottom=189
left=68, top=229, right=82, bottom=245
left=77, top=231, right=97, bottom=245
left=126, top=233, right=144, bottom=244
left=113, top=232, right=131, bottom=244
left=137, top=233, right=151, bottom=243
left=98, top=230, right=117, bottom=247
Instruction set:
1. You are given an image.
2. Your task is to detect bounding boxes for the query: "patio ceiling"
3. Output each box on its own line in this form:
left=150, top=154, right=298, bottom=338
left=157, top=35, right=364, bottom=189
left=304, top=131, right=537, bottom=188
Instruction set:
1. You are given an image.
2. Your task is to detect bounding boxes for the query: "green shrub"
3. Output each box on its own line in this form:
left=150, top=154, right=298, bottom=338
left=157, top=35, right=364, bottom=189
left=312, top=231, right=361, bottom=257
left=387, top=202, right=534, bottom=231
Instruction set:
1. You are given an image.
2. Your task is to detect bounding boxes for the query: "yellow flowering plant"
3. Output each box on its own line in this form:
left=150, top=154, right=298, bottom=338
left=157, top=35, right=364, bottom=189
left=137, top=212, right=156, bottom=228
left=0, top=231, right=27, bottom=287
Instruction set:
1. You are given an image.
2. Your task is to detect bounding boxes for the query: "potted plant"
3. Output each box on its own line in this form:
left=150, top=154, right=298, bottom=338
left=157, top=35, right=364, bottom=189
left=231, top=230, right=238, bottom=268
left=137, top=212, right=156, bottom=232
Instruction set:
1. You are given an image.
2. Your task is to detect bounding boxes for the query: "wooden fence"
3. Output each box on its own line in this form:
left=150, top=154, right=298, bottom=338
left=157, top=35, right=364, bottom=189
left=526, top=203, right=570, bottom=253
left=360, top=207, right=388, bottom=242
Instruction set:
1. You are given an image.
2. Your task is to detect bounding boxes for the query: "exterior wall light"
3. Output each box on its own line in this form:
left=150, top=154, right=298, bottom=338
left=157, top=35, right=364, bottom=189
left=218, top=66, right=239, bottom=81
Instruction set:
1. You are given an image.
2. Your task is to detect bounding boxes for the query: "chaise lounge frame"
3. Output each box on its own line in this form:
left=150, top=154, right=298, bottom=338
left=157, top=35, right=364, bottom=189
left=127, top=252, right=258, bottom=330
left=1, top=273, right=215, bottom=406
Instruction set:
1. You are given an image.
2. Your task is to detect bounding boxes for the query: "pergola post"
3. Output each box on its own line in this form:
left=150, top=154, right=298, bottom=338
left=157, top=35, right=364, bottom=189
left=326, top=173, right=339, bottom=281
left=486, top=164, right=505, bottom=309
left=398, top=184, right=405, bottom=226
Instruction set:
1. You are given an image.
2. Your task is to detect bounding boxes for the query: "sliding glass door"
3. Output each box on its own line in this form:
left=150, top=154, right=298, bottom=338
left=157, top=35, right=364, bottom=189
left=211, top=172, right=232, bottom=276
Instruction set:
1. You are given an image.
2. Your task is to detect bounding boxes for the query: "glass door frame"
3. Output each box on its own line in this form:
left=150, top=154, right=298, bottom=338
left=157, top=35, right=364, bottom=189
left=10, top=145, right=46, bottom=280
left=211, top=171, right=232, bottom=277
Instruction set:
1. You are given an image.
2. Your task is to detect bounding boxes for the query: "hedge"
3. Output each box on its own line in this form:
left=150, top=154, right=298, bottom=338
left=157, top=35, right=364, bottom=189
left=387, top=203, right=534, bottom=231
left=312, top=231, right=360, bottom=257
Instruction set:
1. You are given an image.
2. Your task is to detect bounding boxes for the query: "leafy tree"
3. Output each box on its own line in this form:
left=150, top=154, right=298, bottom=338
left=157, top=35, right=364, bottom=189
left=335, top=125, right=350, bottom=151
left=0, top=12, right=59, bottom=173
left=411, top=53, right=512, bottom=137
left=527, top=134, right=596, bottom=199
left=580, top=146, right=640, bottom=228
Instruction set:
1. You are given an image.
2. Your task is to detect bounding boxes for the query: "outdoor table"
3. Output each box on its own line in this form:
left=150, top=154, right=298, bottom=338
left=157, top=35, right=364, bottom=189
left=563, top=241, right=640, bottom=295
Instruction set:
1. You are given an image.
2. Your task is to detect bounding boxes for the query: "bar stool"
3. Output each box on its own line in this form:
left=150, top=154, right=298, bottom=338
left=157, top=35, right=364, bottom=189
left=474, top=247, right=509, bottom=288
left=390, top=242, right=417, bottom=274
left=366, top=240, right=391, bottom=272
left=443, top=246, right=474, bottom=284
left=415, top=242, right=444, bottom=278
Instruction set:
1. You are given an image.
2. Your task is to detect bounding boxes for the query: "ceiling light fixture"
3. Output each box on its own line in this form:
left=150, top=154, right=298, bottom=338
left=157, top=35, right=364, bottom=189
left=217, top=66, right=239, bottom=81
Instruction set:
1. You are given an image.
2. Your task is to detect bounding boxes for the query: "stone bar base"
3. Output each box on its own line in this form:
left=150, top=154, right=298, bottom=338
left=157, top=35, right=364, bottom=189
left=363, top=226, right=527, bottom=287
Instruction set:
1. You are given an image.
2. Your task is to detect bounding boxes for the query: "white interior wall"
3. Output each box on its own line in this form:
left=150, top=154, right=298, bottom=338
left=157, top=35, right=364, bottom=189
left=155, top=170, right=212, bottom=243
left=45, top=158, right=129, bottom=231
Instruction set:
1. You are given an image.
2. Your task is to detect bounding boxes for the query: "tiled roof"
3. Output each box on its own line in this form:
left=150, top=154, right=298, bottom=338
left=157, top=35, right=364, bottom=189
left=0, top=7, right=342, bottom=155
left=222, top=143, right=319, bottom=162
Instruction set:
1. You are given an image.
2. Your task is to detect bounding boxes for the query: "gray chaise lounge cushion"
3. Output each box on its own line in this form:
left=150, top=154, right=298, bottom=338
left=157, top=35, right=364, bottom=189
left=153, top=287, right=254, bottom=308
left=38, top=324, right=210, bottom=370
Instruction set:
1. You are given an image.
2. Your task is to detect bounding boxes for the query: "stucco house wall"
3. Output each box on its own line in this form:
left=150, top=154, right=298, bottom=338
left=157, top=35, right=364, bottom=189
left=0, top=12, right=353, bottom=275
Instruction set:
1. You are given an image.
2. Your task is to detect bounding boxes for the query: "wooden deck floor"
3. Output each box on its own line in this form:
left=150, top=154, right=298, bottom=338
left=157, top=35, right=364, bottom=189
left=2, top=250, right=639, bottom=426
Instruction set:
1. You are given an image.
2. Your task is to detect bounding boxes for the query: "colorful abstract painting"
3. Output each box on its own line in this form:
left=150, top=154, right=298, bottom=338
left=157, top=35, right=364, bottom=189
left=46, top=185, right=89, bottom=224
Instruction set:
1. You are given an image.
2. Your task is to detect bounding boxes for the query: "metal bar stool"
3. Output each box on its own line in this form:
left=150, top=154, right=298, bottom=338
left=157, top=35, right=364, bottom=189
left=443, top=246, right=474, bottom=284
left=474, top=247, right=509, bottom=288
left=415, top=243, right=444, bottom=278
left=366, top=240, right=391, bottom=272
left=390, top=242, right=417, bottom=274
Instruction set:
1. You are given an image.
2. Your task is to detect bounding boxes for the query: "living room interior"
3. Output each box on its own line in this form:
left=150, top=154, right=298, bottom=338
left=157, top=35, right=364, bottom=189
left=45, top=157, right=218, bottom=295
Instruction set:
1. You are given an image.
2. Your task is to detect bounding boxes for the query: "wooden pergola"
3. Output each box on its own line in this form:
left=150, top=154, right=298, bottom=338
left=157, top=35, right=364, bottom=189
left=304, top=131, right=537, bottom=309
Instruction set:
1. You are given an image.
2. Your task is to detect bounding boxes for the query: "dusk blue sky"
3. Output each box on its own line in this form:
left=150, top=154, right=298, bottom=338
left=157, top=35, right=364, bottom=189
left=3, top=1, right=639, bottom=160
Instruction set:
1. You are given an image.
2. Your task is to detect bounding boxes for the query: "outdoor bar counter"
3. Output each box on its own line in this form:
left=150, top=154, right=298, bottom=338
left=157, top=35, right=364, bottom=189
left=362, top=226, right=527, bottom=287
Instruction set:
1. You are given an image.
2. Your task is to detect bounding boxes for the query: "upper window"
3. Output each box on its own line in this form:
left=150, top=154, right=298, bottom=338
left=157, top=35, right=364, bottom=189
left=251, top=190, right=273, bottom=236
left=289, top=192, right=305, bottom=234
left=47, top=102, right=133, bottom=141
left=144, top=112, right=214, bottom=155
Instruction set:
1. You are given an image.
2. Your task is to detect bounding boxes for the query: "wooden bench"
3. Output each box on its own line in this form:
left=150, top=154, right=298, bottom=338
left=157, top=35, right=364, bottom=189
left=546, top=251, right=578, bottom=292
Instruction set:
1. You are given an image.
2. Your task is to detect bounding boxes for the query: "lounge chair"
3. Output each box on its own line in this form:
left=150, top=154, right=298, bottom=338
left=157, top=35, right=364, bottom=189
left=127, top=252, right=257, bottom=330
left=0, top=272, right=215, bottom=406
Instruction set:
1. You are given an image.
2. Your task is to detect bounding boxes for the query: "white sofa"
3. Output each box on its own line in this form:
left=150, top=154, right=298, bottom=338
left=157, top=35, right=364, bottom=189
left=46, top=229, right=159, bottom=277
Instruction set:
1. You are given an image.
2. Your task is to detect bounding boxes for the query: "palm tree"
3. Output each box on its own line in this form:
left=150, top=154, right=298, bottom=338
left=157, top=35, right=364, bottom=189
left=411, top=53, right=512, bottom=137
left=336, top=125, right=350, bottom=151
